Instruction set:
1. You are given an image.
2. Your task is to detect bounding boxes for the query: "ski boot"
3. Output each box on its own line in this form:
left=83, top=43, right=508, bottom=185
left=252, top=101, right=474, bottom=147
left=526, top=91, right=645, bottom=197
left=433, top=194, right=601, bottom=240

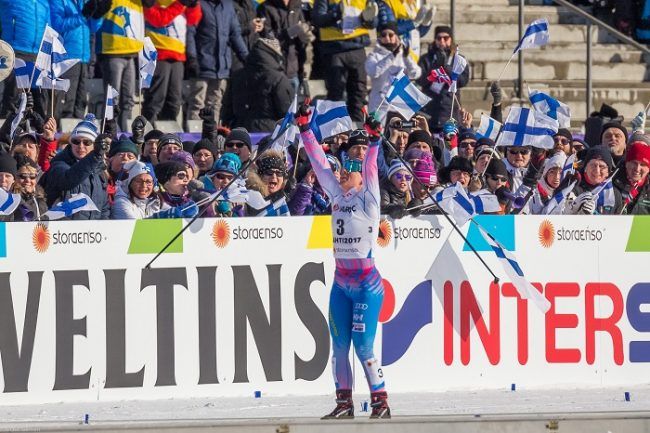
left=321, top=389, right=354, bottom=419
left=369, top=391, right=391, bottom=419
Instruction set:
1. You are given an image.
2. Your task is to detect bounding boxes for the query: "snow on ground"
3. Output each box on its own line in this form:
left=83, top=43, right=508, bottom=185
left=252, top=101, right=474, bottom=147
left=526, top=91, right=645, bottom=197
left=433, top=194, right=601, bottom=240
left=0, top=385, right=649, bottom=424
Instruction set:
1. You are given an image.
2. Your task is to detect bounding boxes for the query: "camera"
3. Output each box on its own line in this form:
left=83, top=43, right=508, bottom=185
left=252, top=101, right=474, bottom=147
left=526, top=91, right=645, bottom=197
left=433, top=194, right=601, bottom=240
left=392, top=120, right=415, bottom=130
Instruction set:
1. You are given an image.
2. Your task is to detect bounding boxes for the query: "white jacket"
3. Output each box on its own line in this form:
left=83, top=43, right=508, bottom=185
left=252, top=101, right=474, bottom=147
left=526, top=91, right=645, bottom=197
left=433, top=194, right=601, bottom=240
left=365, top=43, right=422, bottom=112
left=110, top=187, right=168, bottom=219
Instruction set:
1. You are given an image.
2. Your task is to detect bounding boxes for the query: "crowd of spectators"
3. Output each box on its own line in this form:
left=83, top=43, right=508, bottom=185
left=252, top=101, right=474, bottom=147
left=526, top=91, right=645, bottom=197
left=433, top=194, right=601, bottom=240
left=0, top=0, right=647, bottom=223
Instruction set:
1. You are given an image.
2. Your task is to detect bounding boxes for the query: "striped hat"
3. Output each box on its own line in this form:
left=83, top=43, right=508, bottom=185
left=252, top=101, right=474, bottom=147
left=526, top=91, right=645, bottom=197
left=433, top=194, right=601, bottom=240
left=70, top=114, right=99, bottom=141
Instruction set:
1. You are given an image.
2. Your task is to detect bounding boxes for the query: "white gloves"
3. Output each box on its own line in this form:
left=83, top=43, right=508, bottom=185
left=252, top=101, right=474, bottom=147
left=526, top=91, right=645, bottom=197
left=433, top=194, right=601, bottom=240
left=414, top=4, right=436, bottom=27
left=361, top=0, right=378, bottom=23
left=568, top=191, right=596, bottom=215
left=631, top=111, right=646, bottom=133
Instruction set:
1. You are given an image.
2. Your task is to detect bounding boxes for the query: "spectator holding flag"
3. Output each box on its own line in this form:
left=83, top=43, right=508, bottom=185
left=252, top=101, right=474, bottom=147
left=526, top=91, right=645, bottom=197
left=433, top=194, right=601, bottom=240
left=42, top=115, right=111, bottom=220
left=366, top=21, right=421, bottom=113
left=417, top=25, right=469, bottom=130
left=614, top=139, right=650, bottom=214
left=247, top=149, right=290, bottom=215
left=528, top=152, right=566, bottom=215
left=11, top=155, right=48, bottom=221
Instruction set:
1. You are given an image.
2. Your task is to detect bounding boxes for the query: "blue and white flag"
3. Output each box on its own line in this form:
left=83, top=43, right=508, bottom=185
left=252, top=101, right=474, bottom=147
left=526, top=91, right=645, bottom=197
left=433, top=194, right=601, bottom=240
left=105, top=85, right=119, bottom=120
left=425, top=182, right=475, bottom=226
left=529, top=89, right=571, bottom=129
left=592, top=174, right=617, bottom=211
left=476, top=224, right=551, bottom=312
left=475, top=114, right=502, bottom=141
left=542, top=179, right=577, bottom=215
left=34, top=25, right=79, bottom=91
left=0, top=189, right=22, bottom=216
left=384, top=70, right=431, bottom=121
left=448, top=50, right=468, bottom=93
left=257, top=196, right=290, bottom=217
left=513, top=18, right=550, bottom=54
left=561, top=153, right=576, bottom=179
left=13, top=59, right=39, bottom=89
left=43, top=193, right=98, bottom=220
left=270, top=95, right=300, bottom=151
left=496, top=107, right=558, bottom=149
left=469, top=189, right=501, bottom=215
left=309, top=100, right=353, bottom=143
left=139, top=37, right=157, bottom=89
left=10, top=93, right=27, bottom=139
left=221, top=179, right=249, bottom=203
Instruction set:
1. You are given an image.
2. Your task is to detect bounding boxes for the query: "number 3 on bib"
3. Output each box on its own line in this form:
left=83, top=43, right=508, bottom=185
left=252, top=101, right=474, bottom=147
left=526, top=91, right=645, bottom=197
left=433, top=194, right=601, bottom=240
left=336, top=219, right=345, bottom=235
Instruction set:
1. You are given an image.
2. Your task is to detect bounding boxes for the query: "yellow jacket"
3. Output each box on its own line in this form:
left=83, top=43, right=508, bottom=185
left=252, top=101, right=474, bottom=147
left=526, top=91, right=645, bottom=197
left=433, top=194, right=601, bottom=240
left=97, top=0, right=145, bottom=55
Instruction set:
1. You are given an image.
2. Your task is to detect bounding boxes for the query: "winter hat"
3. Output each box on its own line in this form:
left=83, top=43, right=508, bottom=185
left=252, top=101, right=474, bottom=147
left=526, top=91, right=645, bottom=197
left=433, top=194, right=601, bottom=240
left=583, top=145, right=614, bottom=171
left=629, top=131, right=650, bottom=147
left=13, top=132, right=38, bottom=147
left=108, top=135, right=139, bottom=158
left=412, top=152, right=437, bottom=186
left=387, top=159, right=408, bottom=179
left=403, top=147, right=426, bottom=162
left=182, top=140, right=195, bottom=153
left=169, top=150, right=197, bottom=172
left=122, top=160, right=155, bottom=188
left=626, top=142, right=650, bottom=167
left=476, top=137, right=496, bottom=148
left=446, top=156, right=473, bottom=174
left=225, top=128, right=252, bottom=150
left=458, top=130, right=476, bottom=143
left=211, top=153, right=242, bottom=176
left=154, top=161, right=187, bottom=186
left=484, top=158, right=508, bottom=178
left=70, top=114, right=99, bottom=141
left=555, top=128, right=573, bottom=142
left=257, top=150, right=287, bottom=175
left=600, top=122, right=628, bottom=144
left=192, top=138, right=219, bottom=160
left=378, top=21, right=398, bottom=34
left=541, top=152, right=567, bottom=180
left=346, top=129, right=369, bottom=149
left=407, top=129, right=433, bottom=149
left=476, top=146, right=501, bottom=160
left=572, top=138, right=590, bottom=150
left=434, top=25, right=453, bottom=38
left=144, top=129, right=164, bottom=142
left=0, top=153, right=17, bottom=177
left=157, top=133, right=183, bottom=156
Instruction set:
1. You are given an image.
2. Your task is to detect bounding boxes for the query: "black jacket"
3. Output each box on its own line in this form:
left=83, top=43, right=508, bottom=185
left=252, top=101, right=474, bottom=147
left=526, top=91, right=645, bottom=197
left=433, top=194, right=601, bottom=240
left=232, top=0, right=259, bottom=72
left=257, top=0, right=308, bottom=79
left=417, top=46, right=470, bottom=129
left=240, top=39, right=294, bottom=132
left=613, top=171, right=650, bottom=215
left=380, top=179, right=410, bottom=218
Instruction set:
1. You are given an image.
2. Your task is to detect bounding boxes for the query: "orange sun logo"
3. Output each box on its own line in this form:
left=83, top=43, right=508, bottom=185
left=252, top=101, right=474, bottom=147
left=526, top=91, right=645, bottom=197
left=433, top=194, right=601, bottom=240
left=211, top=220, right=231, bottom=248
left=538, top=219, right=555, bottom=248
left=377, top=220, right=393, bottom=248
left=32, top=223, right=50, bottom=253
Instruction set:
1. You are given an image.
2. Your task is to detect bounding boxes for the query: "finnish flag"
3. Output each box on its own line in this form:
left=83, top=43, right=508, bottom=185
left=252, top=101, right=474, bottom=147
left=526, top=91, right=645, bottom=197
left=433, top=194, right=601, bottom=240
left=592, top=175, right=617, bottom=211
left=448, top=50, right=468, bottom=93
left=542, top=180, right=577, bottom=215
left=384, top=70, right=431, bottom=121
left=139, top=37, right=157, bottom=89
left=529, top=89, right=571, bottom=129
left=10, top=93, right=27, bottom=139
left=309, top=100, right=353, bottom=143
left=105, top=85, right=119, bottom=120
left=257, top=197, right=290, bottom=217
left=476, top=224, right=551, bottom=312
left=475, top=114, right=502, bottom=141
left=496, top=107, right=558, bottom=149
left=34, top=25, right=79, bottom=91
left=270, top=95, right=300, bottom=151
left=13, top=59, right=39, bottom=89
left=44, top=193, right=98, bottom=220
left=469, top=189, right=501, bottom=215
left=425, top=182, right=476, bottom=227
left=0, top=189, right=22, bottom=216
left=514, top=18, right=550, bottom=54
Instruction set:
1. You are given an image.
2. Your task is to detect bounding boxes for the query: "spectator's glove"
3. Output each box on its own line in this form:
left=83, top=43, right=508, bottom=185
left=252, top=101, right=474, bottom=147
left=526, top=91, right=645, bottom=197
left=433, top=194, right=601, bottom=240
left=364, top=113, right=383, bottom=140
left=490, top=81, right=503, bottom=106
left=185, top=56, right=200, bottom=79
left=414, top=4, right=435, bottom=27
left=178, top=0, right=198, bottom=6
left=387, top=205, right=408, bottom=220
left=199, top=106, right=214, bottom=123
left=82, top=0, right=113, bottom=19
left=408, top=198, right=424, bottom=217
left=94, top=133, right=112, bottom=157
left=522, top=163, right=539, bottom=188
left=295, top=102, right=312, bottom=132
left=26, top=110, right=45, bottom=133
left=216, top=200, right=232, bottom=214
left=361, top=0, right=379, bottom=24
left=131, top=116, right=147, bottom=146
left=298, top=79, right=310, bottom=98
left=442, top=118, right=458, bottom=138
left=568, top=191, right=595, bottom=215
left=104, top=118, right=118, bottom=140
left=631, top=111, right=646, bottom=133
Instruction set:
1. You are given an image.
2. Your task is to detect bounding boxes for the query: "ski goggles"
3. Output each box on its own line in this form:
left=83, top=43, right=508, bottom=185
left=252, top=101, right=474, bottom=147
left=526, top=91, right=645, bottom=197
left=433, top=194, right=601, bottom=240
left=343, top=159, right=362, bottom=173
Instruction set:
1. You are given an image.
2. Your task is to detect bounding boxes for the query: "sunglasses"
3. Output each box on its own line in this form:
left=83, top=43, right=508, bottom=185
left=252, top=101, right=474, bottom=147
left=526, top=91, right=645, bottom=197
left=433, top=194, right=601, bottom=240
left=459, top=141, right=477, bottom=148
left=215, top=173, right=234, bottom=181
left=261, top=169, right=285, bottom=177
left=436, top=35, right=451, bottom=41
left=508, top=148, right=530, bottom=155
left=554, top=138, right=569, bottom=145
left=380, top=31, right=396, bottom=38
left=349, top=129, right=369, bottom=138
left=488, top=174, right=507, bottom=182
left=393, top=173, right=413, bottom=181
left=71, top=138, right=93, bottom=146
left=174, top=171, right=189, bottom=180
left=343, top=159, right=362, bottom=173
left=133, top=178, right=154, bottom=186
left=18, top=173, right=37, bottom=180
left=226, top=141, right=247, bottom=149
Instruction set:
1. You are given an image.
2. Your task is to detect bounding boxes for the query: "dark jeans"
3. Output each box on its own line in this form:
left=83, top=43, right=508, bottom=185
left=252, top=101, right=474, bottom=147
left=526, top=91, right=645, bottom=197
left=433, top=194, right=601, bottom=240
left=323, top=48, right=367, bottom=122
left=55, top=62, right=87, bottom=119
left=142, top=60, right=184, bottom=123
left=0, top=52, right=48, bottom=119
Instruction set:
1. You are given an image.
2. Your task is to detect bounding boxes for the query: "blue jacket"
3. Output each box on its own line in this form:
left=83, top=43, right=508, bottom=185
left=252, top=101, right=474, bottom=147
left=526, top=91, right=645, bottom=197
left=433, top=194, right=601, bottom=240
left=50, top=0, right=91, bottom=63
left=186, top=0, right=249, bottom=80
left=43, top=146, right=110, bottom=220
left=0, top=0, right=50, bottom=55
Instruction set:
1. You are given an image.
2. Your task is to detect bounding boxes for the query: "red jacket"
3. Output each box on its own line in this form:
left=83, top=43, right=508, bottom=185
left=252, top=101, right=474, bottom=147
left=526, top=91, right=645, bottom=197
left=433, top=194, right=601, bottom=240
left=144, top=1, right=202, bottom=62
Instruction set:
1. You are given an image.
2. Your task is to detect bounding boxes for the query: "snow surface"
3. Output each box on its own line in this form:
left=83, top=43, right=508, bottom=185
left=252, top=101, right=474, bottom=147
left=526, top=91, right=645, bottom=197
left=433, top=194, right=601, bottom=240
left=0, top=386, right=649, bottom=424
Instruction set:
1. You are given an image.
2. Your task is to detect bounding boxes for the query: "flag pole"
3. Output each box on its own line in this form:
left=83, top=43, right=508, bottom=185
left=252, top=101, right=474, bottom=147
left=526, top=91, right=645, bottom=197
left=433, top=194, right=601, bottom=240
left=497, top=52, right=516, bottom=82
left=449, top=91, right=456, bottom=119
